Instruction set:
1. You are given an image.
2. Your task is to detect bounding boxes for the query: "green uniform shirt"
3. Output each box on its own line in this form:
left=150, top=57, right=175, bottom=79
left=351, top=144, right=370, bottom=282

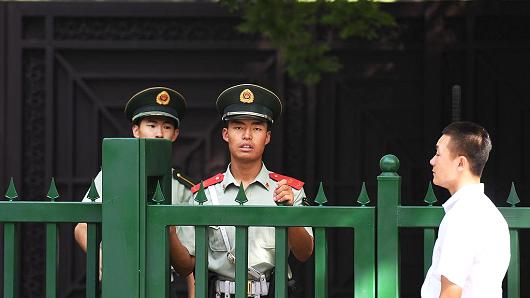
left=178, top=163, right=313, bottom=280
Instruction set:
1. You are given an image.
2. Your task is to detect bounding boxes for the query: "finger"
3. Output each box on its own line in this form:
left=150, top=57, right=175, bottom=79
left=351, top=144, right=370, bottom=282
left=275, top=179, right=288, bottom=189
left=274, top=188, right=290, bottom=200
left=274, top=184, right=291, bottom=196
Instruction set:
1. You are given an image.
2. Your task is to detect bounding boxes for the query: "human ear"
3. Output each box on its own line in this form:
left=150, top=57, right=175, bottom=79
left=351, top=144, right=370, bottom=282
left=171, top=128, right=180, bottom=142
left=132, top=124, right=140, bottom=138
left=265, top=131, right=271, bottom=145
left=222, top=127, right=229, bottom=143
left=457, top=156, right=467, bottom=171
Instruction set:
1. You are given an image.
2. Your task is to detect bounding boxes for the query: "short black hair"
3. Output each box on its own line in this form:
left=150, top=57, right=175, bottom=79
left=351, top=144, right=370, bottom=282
left=442, top=121, right=492, bottom=176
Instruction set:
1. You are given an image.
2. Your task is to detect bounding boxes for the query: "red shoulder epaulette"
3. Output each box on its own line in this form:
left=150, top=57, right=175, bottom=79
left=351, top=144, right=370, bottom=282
left=191, top=173, right=224, bottom=194
left=269, top=172, right=304, bottom=190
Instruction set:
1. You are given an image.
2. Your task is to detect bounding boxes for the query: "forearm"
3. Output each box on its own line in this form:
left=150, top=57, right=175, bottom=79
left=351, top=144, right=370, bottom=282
left=440, top=275, right=462, bottom=298
left=186, top=273, right=195, bottom=298
left=287, top=227, right=314, bottom=262
left=169, top=230, right=195, bottom=276
left=74, top=223, right=88, bottom=253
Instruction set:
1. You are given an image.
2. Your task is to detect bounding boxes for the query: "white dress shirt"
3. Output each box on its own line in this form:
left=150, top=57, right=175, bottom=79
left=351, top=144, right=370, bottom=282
left=421, top=183, right=510, bottom=298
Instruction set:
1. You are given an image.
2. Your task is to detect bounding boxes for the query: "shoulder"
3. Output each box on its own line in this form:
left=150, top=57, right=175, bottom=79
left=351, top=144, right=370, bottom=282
left=269, top=172, right=304, bottom=190
left=191, top=173, right=224, bottom=194
left=172, top=169, right=196, bottom=189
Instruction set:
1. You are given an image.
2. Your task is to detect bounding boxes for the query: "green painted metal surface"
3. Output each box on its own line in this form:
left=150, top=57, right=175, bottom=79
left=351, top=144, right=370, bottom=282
left=314, top=228, right=328, bottom=298
left=274, top=227, right=288, bottom=297
left=376, top=154, right=401, bottom=298
left=3, top=223, right=19, bottom=298
left=0, top=141, right=527, bottom=298
left=46, top=223, right=58, bottom=298
left=101, top=138, right=171, bottom=298
left=195, top=226, right=208, bottom=298
left=195, top=226, right=209, bottom=298
left=235, top=227, right=249, bottom=298
left=0, top=202, right=101, bottom=222
left=86, top=223, right=99, bottom=298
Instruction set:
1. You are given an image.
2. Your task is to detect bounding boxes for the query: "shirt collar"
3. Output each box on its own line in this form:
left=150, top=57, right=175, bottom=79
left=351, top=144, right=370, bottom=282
left=222, top=163, right=270, bottom=191
left=442, top=183, right=484, bottom=213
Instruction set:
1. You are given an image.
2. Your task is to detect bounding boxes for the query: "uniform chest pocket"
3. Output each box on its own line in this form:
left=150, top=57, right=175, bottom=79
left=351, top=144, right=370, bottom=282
left=208, top=226, right=229, bottom=252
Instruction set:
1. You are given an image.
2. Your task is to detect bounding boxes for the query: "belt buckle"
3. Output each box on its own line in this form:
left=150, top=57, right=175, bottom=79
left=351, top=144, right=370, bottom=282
left=247, top=280, right=252, bottom=296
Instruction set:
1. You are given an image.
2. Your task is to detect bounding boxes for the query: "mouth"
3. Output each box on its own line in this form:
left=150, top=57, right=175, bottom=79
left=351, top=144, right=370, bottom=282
left=239, top=144, right=253, bottom=152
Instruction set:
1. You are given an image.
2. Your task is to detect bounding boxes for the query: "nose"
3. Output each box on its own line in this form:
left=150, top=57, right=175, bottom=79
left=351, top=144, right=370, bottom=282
left=242, top=127, right=252, bottom=140
left=429, top=156, right=435, bottom=166
left=155, top=126, right=164, bottom=138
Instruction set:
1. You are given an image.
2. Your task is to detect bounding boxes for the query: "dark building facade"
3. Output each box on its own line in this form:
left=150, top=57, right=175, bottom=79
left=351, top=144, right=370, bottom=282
left=0, top=1, right=529, bottom=297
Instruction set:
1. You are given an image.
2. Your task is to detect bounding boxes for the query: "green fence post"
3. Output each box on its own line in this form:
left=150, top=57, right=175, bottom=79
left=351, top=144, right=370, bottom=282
left=275, top=227, right=288, bottom=298
left=86, top=180, right=100, bottom=298
left=194, top=182, right=209, bottom=298
left=423, top=182, right=437, bottom=276
left=3, top=177, right=19, bottom=298
left=102, top=138, right=171, bottom=298
left=46, top=178, right=60, bottom=298
left=235, top=183, right=249, bottom=298
left=377, top=154, right=401, bottom=298
left=507, top=182, right=521, bottom=298
left=354, top=182, right=375, bottom=298
left=314, top=182, right=328, bottom=298
left=3, top=222, right=19, bottom=298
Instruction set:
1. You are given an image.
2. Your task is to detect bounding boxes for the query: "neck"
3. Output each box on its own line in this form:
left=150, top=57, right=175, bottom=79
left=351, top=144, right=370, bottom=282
left=449, top=174, right=481, bottom=195
left=229, top=159, right=263, bottom=188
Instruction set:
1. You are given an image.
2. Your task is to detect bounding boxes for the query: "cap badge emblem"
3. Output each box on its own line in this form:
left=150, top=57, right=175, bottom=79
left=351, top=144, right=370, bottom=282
left=239, top=89, right=254, bottom=104
left=156, top=91, right=170, bottom=105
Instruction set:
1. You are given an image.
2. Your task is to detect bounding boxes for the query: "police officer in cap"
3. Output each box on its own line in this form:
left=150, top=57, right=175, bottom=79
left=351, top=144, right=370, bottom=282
left=74, top=86, right=196, bottom=298
left=169, top=84, right=314, bottom=298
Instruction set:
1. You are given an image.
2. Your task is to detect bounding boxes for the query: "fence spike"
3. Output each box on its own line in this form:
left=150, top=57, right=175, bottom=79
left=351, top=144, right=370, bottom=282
left=5, top=177, right=18, bottom=201
left=235, top=182, right=248, bottom=205
left=314, top=182, right=328, bottom=206
left=87, top=179, right=100, bottom=202
left=195, top=181, right=208, bottom=205
left=356, top=182, right=370, bottom=206
left=152, top=181, right=166, bottom=205
left=423, top=182, right=437, bottom=206
left=507, top=182, right=520, bottom=207
left=47, top=177, right=60, bottom=201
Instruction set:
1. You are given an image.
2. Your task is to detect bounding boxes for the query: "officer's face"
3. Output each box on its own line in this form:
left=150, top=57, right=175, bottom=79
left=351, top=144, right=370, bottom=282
left=132, top=116, right=179, bottom=142
left=222, top=118, right=271, bottom=163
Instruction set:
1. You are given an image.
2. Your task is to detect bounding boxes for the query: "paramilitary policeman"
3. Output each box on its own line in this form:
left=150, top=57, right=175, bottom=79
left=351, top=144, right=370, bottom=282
left=73, top=86, right=196, bottom=298
left=169, top=84, right=314, bottom=298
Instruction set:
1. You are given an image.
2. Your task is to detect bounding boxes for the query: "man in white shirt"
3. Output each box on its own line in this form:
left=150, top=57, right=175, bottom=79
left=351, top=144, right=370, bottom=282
left=421, top=121, right=510, bottom=298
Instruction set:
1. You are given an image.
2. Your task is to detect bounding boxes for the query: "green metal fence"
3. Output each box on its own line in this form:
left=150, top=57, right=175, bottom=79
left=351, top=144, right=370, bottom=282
left=0, top=138, right=526, bottom=297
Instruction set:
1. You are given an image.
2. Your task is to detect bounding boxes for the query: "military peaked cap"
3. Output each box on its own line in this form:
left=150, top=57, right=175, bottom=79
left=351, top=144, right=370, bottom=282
left=124, top=87, right=186, bottom=127
left=216, top=84, right=282, bottom=124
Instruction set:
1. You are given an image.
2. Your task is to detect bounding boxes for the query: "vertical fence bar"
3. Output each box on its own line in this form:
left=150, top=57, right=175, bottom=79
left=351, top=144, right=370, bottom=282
left=275, top=227, right=288, bottom=298
left=3, top=222, right=18, bottom=298
left=86, top=223, right=98, bottom=298
left=314, top=227, right=327, bottom=298
left=235, top=226, right=248, bottom=298
left=377, top=155, right=401, bottom=298
left=46, top=222, right=58, bottom=298
left=423, top=229, right=436, bottom=276
left=195, top=226, right=208, bottom=298
left=354, top=215, right=376, bottom=298
left=145, top=222, right=169, bottom=297
left=507, top=229, right=519, bottom=298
